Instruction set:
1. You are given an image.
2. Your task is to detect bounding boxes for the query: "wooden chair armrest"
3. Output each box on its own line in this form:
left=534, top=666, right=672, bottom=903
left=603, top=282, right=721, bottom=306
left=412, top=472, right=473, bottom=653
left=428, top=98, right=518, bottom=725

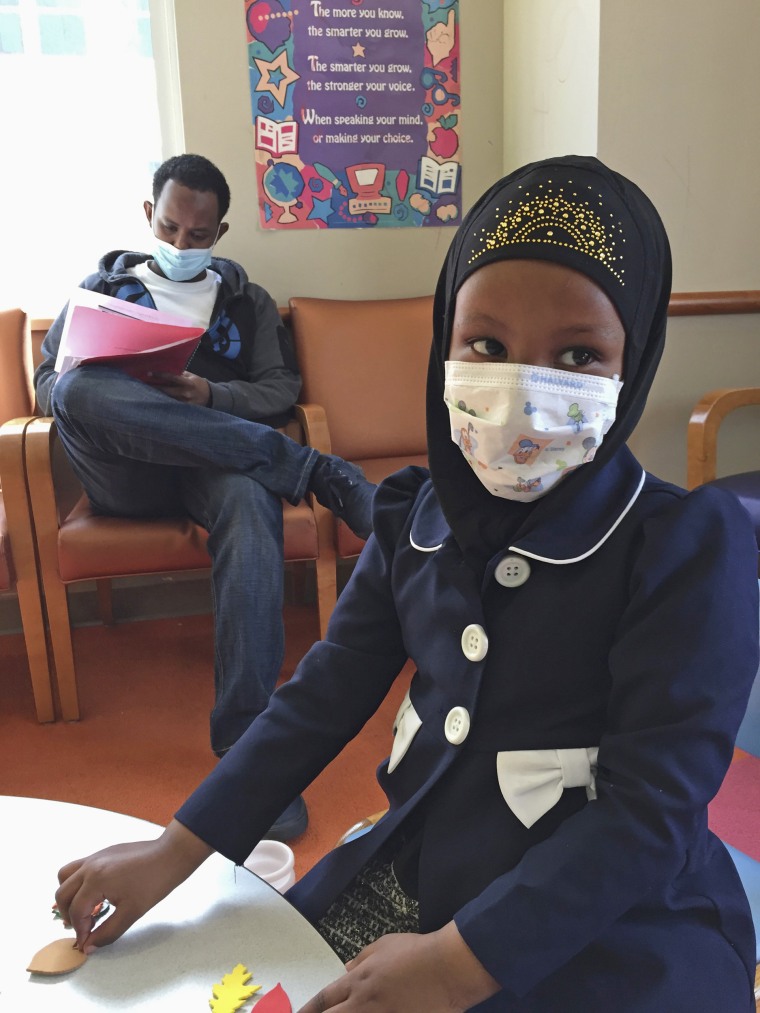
left=294, top=402, right=331, bottom=455
left=0, top=415, right=37, bottom=448
left=687, top=387, right=760, bottom=488
left=24, top=417, right=66, bottom=563
left=24, top=416, right=56, bottom=489
left=0, top=415, right=38, bottom=520
left=0, top=414, right=56, bottom=722
left=292, top=404, right=338, bottom=561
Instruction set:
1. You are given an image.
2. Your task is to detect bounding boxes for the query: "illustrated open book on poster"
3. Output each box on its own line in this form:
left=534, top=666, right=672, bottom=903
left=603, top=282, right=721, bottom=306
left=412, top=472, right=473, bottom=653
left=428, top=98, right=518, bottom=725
left=54, top=288, right=206, bottom=381
left=255, top=115, right=299, bottom=158
left=417, top=155, right=460, bottom=197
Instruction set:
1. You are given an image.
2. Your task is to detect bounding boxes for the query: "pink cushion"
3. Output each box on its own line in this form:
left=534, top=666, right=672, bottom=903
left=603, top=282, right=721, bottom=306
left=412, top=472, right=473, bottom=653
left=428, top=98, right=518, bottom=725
left=709, top=751, right=760, bottom=862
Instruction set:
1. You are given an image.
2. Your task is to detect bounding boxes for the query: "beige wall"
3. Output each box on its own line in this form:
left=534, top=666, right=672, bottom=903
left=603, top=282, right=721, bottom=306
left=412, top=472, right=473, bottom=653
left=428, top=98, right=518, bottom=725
left=172, top=1, right=758, bottom=489
left=598, top=0, right=760, bottom=485
left=173, top=0, right=504, bottom=307
left=502, top=0, right=599, bottom=170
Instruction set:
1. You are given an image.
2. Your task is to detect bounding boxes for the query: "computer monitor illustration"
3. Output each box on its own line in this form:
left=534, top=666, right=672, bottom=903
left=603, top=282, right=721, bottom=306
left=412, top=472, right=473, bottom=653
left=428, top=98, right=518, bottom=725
left=347, top=162, right=392, bottom=214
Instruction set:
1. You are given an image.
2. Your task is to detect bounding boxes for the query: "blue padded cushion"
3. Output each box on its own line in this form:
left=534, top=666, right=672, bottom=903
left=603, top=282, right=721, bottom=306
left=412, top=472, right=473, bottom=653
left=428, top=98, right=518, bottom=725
left=737, top=665, right=760, bottom=757
left=735, top=580, right=760, bottom=756
left=711, top=472, right=760, bottom=546
left=725, top=842, right=760, bottom=962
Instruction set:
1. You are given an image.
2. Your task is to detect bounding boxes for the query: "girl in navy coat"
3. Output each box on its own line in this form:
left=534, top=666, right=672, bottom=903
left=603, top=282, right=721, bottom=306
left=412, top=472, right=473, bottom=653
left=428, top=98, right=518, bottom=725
left=56, top=156, right=760, bottom=1011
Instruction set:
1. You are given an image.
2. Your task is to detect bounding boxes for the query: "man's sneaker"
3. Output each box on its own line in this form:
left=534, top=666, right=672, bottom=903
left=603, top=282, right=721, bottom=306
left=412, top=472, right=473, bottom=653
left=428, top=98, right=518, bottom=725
left=308, top=454, right=376, bottom=540
left=265, top=795, right=308, bottom=842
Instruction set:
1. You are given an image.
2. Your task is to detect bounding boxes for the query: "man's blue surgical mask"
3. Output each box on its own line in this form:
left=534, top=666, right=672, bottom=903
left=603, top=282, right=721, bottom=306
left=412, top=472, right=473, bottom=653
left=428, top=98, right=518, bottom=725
left=151, top=227, right=220, bottom=282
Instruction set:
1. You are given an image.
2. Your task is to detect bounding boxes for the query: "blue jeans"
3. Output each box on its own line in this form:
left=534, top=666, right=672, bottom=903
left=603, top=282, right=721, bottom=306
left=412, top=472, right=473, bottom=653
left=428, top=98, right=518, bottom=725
left=50, top=366, right=319, bottom=754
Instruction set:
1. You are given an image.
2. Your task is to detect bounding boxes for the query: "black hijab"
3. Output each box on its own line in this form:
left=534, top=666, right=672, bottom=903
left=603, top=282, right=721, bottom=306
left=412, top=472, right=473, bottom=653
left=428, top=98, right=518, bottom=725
left=426, top=155, right=672, bottom=570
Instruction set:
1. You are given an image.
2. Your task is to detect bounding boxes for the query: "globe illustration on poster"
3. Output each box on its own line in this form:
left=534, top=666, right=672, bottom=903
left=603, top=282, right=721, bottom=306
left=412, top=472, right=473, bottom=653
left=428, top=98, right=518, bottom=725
left=262, top=161, right=305, bottom=224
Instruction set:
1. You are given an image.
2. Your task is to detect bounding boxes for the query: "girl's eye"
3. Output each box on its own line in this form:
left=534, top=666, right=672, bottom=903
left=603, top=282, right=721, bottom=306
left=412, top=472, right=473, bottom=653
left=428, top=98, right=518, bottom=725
left=558, top=348, right=597, bottom=367
left=470, top=337, right=506, bottom=357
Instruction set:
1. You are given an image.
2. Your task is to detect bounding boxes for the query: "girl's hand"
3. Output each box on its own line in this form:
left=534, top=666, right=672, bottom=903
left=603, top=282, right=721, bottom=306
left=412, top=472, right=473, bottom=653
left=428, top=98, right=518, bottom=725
left=55, top=819, right=213, bottom=952
left=297, top=922, right=500, bottom=1012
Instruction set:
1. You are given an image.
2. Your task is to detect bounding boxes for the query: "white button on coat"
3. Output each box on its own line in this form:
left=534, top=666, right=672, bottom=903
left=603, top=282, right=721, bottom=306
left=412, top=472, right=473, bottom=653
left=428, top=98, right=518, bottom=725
left=494, top=555, right=531, bottom=588
left=445, top=706, right=471, bottom=745
left=461, top=623, right=488, bottom=661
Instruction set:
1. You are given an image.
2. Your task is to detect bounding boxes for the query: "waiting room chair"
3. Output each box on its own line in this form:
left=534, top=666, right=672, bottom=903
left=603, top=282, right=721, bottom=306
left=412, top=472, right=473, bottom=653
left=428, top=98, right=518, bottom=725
left=335, top=809, right=387, bottom=848
left=24, top=314, right=334, bottom=723
left=717, top=584, right=760, bottom=1006
left=687, top=387, right=760, bottom=574
left=0, top=309, right=54, bottom=721
left=288, top=295, right=433, bottom=585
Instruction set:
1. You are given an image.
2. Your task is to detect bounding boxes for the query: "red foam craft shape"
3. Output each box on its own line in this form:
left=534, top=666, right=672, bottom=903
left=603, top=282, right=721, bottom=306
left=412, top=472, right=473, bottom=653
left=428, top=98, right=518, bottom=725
left=255, top=982, right=292, bottom=1012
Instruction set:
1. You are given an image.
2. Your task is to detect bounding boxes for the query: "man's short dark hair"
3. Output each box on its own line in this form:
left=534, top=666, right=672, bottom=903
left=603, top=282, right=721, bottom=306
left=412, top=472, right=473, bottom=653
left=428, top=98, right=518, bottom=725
left=152, top=153, right=231, bottom=221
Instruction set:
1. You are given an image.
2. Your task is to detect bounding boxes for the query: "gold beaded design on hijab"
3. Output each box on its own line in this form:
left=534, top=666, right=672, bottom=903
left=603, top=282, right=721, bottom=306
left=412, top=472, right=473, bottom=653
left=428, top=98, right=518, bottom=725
left=466, top=179, right=627, bottom=285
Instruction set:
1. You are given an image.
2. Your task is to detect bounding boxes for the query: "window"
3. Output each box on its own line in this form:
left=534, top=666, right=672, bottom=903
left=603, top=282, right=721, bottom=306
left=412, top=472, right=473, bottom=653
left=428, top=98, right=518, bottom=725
left=0, top=0, right=181, bottom=316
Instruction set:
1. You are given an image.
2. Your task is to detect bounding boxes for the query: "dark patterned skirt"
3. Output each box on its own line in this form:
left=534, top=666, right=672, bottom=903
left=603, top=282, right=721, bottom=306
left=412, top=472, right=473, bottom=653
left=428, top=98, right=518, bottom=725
left=316, top=852, right=421, bottom=963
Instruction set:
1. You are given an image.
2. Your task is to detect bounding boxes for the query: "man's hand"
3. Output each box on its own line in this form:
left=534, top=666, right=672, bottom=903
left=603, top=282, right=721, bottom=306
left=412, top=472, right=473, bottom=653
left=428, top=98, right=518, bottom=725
left=296, top=923, right=500, bottom=1013
left=148, top=370, right=211, bottom=405
left=55, top=820, right=214, bottom=952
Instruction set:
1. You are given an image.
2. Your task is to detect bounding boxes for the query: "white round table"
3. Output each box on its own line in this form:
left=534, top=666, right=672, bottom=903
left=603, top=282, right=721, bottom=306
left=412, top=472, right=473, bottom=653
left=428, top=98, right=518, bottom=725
left=0, top=796, right=344, bottom=1010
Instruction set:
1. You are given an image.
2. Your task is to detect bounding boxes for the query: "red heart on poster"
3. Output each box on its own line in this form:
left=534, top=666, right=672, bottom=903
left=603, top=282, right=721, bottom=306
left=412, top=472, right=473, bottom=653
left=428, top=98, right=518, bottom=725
left=255, top=982, right=292, bottom=1012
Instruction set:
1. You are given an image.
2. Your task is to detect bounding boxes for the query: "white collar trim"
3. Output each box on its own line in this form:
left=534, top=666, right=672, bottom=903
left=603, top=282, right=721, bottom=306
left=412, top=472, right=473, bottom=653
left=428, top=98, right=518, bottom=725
left=509, top=468, right=646, bottom=565
left=410, top=532, right=443, bottom=552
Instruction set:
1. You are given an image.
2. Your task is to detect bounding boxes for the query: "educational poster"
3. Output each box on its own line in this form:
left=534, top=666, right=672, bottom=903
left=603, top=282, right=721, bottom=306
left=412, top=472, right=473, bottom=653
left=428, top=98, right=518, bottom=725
left=244, top=0, right=461, bottom=229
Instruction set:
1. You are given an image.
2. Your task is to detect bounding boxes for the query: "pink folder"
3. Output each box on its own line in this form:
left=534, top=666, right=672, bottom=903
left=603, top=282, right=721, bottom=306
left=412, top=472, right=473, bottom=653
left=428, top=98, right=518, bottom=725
left=56, top=291, right=206, bottom=381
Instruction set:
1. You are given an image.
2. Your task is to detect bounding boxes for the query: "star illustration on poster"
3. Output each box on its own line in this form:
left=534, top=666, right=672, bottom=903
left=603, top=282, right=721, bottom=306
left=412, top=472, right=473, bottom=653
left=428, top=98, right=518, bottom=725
left=254, top=50, right=301, bottom=107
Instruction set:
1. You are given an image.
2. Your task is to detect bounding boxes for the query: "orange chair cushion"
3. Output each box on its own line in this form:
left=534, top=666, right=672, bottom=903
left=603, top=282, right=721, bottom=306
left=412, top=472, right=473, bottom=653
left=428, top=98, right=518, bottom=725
left=57, top=494, right=319, bottom=582
left=291, top=296, right=432, bottom=463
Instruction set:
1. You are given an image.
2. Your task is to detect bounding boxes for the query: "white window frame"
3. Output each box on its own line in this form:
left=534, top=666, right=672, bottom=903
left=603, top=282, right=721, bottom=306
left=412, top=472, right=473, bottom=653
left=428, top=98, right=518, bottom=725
left=149, top=0, right=184, bottom=159
left=0, top=0, right=184, bottom=316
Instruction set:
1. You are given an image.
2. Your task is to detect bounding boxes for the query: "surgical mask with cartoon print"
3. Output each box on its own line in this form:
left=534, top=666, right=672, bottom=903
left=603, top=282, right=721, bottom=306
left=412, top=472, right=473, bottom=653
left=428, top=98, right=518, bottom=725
left=444, top=360, right=623, bottom=502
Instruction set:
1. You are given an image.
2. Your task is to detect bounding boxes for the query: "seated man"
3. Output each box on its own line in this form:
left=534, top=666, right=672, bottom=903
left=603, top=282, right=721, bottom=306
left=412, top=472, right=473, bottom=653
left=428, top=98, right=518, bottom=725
left=34, top=153, right=373, bottom=842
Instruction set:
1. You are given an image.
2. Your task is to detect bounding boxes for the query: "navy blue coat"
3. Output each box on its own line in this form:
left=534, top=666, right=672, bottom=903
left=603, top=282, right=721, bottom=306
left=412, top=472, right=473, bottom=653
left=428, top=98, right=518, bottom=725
left=178, top=446, right=759, bottom=1011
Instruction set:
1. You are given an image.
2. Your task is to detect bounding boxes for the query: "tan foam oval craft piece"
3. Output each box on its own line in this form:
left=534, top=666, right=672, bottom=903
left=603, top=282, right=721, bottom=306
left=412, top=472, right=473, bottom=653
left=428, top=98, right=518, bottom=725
left=27, top=938, right=88, bottom=975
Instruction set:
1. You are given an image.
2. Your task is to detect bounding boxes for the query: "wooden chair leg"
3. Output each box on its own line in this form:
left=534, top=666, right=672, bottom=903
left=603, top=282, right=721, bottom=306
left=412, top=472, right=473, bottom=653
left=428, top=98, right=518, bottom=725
left=95, top=578, right=114, bottom=625
left=314, top=553, right=337, bottom=640
left=23, top=417, right=80, bottom=720
left=15, top=574, right=54, bottom=723
left=312, top=503, right=338, bottom=640
left=43, top=578, right=80, bottom=721
left=0, top=417, right=55, bottom=722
